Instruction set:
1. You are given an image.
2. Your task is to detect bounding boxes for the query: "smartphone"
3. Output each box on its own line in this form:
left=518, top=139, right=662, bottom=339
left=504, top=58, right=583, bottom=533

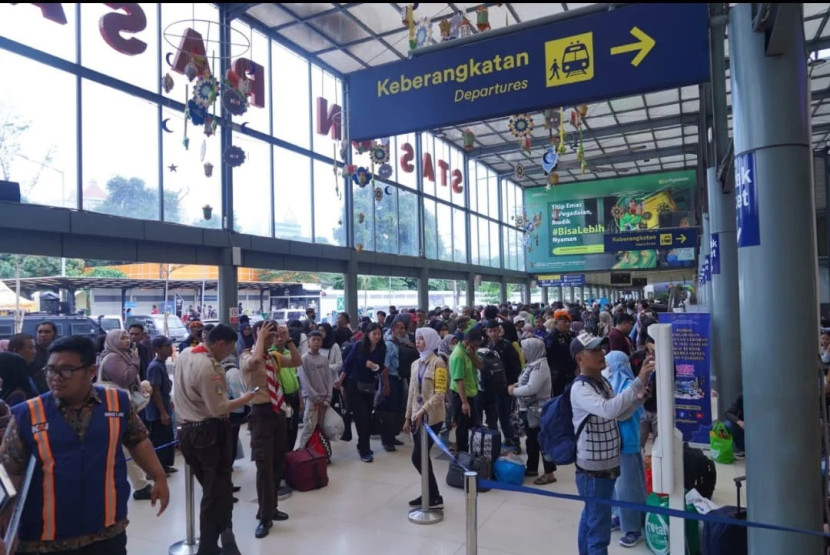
left=251, top=386, right=261, bottom=393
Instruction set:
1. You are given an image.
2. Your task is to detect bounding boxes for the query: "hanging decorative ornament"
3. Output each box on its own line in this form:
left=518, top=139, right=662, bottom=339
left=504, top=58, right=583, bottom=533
left=449, top=13, right=463, bottom=40
left=406, top=4, right=416, bottom=50
left=339, top=142, right=349, bottom=161
left=476, top=6, right=490, bottom=31
left=374, top=186, right=384, bottom=202
left=578, top=103, right=589, bottom=118
left=223, top=145, right=246, bottom=167
left=204, top=161, right=214, bottom=177
left=415, top=16, right=432, bottom=48
left=353, top=167, right=372, bottom=188
left=514, top=163, right=525, bottom=180
left=238, top=78, right=252, bottom=97
left=378, top=163, right=393, bottom=180
left=193, top=75, right=219, bottom=108
left=200, top=139, right=207, bottom=162
left=439, top=19, right=452, bottom=41
left=458, top=17, right=474, bottom=38
left=543, top=108, right=560, bottom=130
left=352, top=140, right=372, bottom=155
left=343, top=164, right=357, bottom=177
left=187, top=99, right=207, bottom=125
left=357, top=212, right=366, bottom=224
left=369, top=142, right=390, bottom=165
left=184, top=59, right=199, bottom=82
left=356, top=242, right=363, bottom=253
left=222, top=86, right=248, bottom=116
left=541, top=147, right=558, bottom=174
left=509, top=113, right=534, bottom=150
left=462, top=129, right=475, bottom=152
left=558, top=107, right=567, bottom=154
left=550, top=172, right=560, bottom=186
left=204, top=116, right=216, bottom=137
left=162, top=73, right=174, bottom=94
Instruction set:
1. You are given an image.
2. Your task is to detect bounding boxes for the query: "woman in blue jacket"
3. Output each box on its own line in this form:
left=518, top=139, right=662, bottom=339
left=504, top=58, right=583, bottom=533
left=602, top=350, right=647, bottom=548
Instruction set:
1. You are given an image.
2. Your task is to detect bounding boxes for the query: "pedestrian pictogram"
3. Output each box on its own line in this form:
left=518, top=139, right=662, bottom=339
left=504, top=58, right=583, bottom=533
left=545, top=32, right=594, bottom=88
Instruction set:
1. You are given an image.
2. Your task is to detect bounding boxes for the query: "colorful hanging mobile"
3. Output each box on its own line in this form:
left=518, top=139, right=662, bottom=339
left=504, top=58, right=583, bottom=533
left=162, top=73, right=174, bottom=94
left=458, top=18, right=474, bottom=38
left=378, top=164, right=393, bottom=179
left=374, top=187, right=384, bottom=202
left=508, top=114, right=534, bottom=140
left=541, top=147, right=558, bottom=174
left=187, top=99, right=207, bottom=125
left=439, top=19, right=452, bottom=41
left=558, top=107, right=567, bottom=154
left=415, top=16, right=432, bottom=48
left=204, top=162, right=214, bottom=177
left=352, top=140, right=372, bottom=155
left=222, top=86, right=248, bottom=116
left=514, top=163, right=525, bottom=180
left=449, top=13, right=463, bottom=39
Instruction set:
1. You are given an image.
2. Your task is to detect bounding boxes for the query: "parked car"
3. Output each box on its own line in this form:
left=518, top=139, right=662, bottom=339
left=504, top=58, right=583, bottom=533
left=269, top=309, right=306, bottom=325
left=125, top=314, right=189, bottom=343
left=91, top=314, right=124, bottom=332
left=0, top=313, right=105, bottom=343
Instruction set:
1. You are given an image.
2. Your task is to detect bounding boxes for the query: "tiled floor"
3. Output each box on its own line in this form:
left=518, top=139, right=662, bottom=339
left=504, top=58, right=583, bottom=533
left=125, top=426, right=746, bottom=554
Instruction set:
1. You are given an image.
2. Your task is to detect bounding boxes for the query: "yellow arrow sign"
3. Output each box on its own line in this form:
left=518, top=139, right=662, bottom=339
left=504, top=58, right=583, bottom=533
left=678, top=234, right=687, bottom=244
left=610, top=27, right=655, bottom=67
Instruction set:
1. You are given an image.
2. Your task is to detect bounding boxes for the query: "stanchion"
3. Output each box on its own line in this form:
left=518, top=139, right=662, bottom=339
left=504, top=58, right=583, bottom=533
left=408, top=420, right=443, bottom=524
left=464, top=470, right=478, bottom=555
left=169, top=460, right=199, bottom=555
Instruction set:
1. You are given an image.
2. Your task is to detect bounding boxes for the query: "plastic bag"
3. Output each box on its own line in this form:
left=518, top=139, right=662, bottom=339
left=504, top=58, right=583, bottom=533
left=322, top=405, right=345, bottom=440
left=493, top=454, right=525, bottom=485
left=708, top=421, right=735, bottom=464
left=644, top=492, right=700, bottom=555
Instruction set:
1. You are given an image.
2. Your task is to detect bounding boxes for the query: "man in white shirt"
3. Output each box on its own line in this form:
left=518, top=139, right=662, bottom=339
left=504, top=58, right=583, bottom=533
left=569, top=331, right=654, bottom=555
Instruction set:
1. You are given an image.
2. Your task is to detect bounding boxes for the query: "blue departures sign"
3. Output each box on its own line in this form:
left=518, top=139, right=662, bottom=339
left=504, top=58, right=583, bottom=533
left=735, top=151, right=760, bottom=247
left=603, top=228, right=697, bottom=252
left=537, top=274, right=585, bottom=287
left=347, top=3, right=710, bottom=140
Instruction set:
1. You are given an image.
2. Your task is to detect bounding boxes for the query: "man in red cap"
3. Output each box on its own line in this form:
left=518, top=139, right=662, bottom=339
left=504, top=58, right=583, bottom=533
left=179, top=320, right=205, bottom=353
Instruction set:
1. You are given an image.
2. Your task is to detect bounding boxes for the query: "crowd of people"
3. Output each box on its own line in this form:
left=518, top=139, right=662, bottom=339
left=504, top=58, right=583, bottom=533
left=0, top=297, right=722, bottom=554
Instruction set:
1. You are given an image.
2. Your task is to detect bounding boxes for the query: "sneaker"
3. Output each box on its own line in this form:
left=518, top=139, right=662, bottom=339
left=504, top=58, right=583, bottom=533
left=393, top=438, right=405, bottom=446
left=383, top=444, right=397, bottom=452
left=619, top=532, right=643, bottom=548
left=278, top=485, right=293, bottom=501
left=360, top=453, right=374, bottom=463
left=734, top=450, right=746, bottom=459
left=429, top=496, right=444, bottom=509
left=408, top=496, right=423, bottom=507
left=132, top=485, right=152, bottom=500
left=610, top=515, right=621, bottom=532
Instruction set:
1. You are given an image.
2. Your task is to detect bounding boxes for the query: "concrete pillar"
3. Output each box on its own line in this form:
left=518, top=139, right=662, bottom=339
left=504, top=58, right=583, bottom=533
left=344, top=259, right=359, bottom=326
left=499, top=278, right=508, bottom=304
left=466, top=273, right=476, bottom=309
left=218, top=265, right=237, bottom=326
left=730, top=4, right=823, bottom=553
left=540, top=286, right=549, bottom=306
left=417, top=266, right=429, bottom=311
left=523, top=280, right=532, bottom=305
left=557, top=285, right=564, bottom=303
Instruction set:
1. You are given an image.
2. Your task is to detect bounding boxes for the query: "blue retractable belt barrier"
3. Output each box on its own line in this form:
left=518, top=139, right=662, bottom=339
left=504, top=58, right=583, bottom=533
left=424, top=425, right=830, bottom=541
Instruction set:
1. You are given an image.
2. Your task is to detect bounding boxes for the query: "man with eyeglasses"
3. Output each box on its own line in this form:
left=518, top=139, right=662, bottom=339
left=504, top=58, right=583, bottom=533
left=569, top=330, right=654, bottom=555
left=0, top=335, right=170, bottom=554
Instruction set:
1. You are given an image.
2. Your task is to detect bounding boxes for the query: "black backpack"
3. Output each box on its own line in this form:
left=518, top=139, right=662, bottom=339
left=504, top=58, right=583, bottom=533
left=683, top=442, right=717, bottom=499
left=477, top=349, right=507, bottom=392
left=397, top=341, right=419, bottom=380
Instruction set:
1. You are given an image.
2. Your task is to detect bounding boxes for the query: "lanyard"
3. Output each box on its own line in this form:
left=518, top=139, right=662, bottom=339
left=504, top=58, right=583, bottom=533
left=417, top=359, right=429, bottom=398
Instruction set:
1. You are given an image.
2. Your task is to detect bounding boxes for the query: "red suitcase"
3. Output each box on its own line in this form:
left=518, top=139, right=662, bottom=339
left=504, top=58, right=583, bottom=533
left=284, top=447, right=329, bottom=492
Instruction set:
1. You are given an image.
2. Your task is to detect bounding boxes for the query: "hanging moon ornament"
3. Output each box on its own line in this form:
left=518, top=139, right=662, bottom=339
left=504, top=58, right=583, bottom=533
left=541, top=147, right=558, bottom=173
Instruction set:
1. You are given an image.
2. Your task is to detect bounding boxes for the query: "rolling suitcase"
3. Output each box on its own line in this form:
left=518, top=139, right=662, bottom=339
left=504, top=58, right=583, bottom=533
left=446, top=451, right=492, bottom=492
left=284, top=447, right=329, bottom=492
left=702, top=475, right=747, bottom=555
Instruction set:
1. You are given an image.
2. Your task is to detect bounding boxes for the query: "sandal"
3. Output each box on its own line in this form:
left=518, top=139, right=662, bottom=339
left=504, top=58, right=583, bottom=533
left=533, top=474, right=557, bottom=485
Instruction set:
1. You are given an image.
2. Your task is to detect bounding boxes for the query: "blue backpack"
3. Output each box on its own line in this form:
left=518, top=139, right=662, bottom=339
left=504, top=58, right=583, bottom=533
left=538, top=376, right=601, bottom=465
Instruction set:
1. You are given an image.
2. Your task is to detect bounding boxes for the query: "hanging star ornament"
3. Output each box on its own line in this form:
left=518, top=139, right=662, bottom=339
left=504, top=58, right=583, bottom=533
left=168, top=163, right=178, bottom=172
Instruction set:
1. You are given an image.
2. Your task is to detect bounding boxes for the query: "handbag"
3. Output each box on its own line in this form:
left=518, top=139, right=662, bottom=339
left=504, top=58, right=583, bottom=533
left=355, top=380, right=376, bottom=395
left=709, top=421, right=735, bottom=464
left=97, top=355, right=150, bottom=412
left=321, top=405, right=345, bottom=440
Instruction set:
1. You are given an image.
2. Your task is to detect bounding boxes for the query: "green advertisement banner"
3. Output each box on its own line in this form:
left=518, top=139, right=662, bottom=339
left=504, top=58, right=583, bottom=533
left=521, top=170, right=697, bottom=273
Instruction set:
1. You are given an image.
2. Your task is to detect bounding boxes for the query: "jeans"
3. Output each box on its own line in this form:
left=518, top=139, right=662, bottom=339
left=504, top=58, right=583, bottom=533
left=612, top=453, right=646, bottom=534
left=576, top=471, right=617, bottom=555
left=724, top=419, right=745, bottom=452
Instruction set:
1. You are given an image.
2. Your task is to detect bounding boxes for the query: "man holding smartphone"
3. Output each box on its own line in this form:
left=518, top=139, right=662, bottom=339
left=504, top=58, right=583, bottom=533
left=241, top=321, right=301, bottom=540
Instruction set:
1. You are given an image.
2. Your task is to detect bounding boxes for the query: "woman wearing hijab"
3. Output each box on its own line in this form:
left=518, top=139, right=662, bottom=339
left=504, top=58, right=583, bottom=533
left=509, top=337, right=556, bottom=485
left=403, top=327, right=448, bottom=509
left=236, top=323, right=255, bottom=355
left=602, top=350, right=646, bottom=548
left=98, top=329, right=156, bottom=500
left=597, top=311, right=614, bottom=338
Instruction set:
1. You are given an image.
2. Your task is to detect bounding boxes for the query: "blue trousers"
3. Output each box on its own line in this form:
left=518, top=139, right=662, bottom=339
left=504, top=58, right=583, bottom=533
left=724, top=419, right=745, bottom=452
left=576, top=471, right=617, bottom=555
left=612, top=452, right=646, bottom=534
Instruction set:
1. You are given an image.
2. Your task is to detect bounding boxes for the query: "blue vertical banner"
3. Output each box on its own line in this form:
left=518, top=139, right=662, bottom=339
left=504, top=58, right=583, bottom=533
left=703, top=255, right=710, bottom=283
left=735, top=151, right=760, bottom=247
left=658, top=312, right=712, bottom=443
left=710, top=233, right=720, bottom=275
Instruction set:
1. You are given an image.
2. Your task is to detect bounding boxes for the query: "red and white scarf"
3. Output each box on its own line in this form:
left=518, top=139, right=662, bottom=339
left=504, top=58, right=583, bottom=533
left=265, top=353, right=292, bottom=418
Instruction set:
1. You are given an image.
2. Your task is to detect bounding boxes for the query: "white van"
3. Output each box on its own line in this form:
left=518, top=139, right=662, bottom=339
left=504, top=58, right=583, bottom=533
left=92, top=314, right=124, bottom=332
left=269, top=309, right=306, bottom=325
